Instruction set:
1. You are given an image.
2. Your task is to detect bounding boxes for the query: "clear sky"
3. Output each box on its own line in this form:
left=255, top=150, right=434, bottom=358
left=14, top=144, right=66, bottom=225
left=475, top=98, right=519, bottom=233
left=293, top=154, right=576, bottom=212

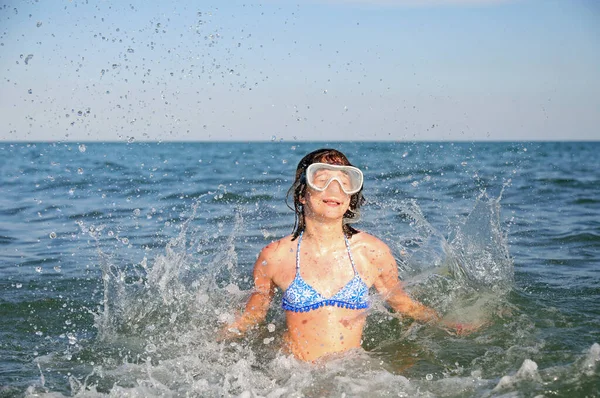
left=1, top=0, right=598, bottom=141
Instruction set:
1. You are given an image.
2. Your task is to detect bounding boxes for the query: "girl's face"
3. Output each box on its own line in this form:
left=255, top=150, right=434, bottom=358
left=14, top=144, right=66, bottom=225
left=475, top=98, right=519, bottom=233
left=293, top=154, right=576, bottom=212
left=300, top=177, right=351, bottom=222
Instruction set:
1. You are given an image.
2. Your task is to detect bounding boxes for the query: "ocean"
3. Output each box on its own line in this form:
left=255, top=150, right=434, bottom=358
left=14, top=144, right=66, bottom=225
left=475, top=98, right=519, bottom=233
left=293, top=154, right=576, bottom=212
left=1, top=141, right=598, bottom=397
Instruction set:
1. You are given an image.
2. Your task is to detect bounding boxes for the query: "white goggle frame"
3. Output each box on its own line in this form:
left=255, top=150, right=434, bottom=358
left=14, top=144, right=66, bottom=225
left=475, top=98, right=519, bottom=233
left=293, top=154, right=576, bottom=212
left=305, top=163, right=363, bottom=195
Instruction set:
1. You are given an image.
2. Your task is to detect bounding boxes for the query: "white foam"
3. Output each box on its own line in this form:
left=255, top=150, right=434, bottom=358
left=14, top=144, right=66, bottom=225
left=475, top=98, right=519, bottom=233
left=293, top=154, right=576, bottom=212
left=581, top=342, right=600, bottom=376
left=27, top=196, right=588, bottom=398
left=493, top=358, right=540, bottom=392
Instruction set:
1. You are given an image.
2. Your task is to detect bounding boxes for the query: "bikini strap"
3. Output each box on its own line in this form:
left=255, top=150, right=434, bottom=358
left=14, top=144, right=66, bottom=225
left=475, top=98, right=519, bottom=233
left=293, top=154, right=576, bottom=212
left=297, top=231, right=356, bottom=274
left=295, top=231, right=303, bottom=271
left=343, top=235, right=359, bottom=275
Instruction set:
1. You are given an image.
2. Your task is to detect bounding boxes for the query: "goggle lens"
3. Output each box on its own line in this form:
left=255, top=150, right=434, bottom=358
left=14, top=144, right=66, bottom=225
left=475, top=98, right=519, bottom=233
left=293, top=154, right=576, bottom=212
left=306, top=163, right=363, bottom=194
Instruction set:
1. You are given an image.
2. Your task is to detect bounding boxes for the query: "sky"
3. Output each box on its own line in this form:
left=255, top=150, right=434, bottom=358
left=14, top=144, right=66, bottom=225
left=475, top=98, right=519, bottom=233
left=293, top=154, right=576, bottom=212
left=1, top=0, right=598, bottom=142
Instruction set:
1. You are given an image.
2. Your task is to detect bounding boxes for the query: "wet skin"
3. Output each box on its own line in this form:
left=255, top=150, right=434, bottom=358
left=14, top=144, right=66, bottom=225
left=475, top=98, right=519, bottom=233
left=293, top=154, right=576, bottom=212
left=223, top=179, right=447, bottom=361
left=283, top=302, right=367, bottom=360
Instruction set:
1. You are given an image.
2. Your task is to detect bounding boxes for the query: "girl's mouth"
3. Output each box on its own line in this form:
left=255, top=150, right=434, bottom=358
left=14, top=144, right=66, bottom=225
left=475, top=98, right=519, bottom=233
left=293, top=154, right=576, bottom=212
left=323, top=198, right=342, bottom=206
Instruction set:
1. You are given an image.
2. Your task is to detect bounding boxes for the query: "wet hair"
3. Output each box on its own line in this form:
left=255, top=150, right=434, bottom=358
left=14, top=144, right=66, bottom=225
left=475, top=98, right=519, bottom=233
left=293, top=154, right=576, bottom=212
left=286, top=148, right=365, bottom=240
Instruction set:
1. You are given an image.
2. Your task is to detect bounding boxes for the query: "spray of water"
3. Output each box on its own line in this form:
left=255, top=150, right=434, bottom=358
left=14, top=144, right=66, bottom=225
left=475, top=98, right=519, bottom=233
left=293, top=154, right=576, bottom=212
left=369, top=189, right=513, bottom=332
left=25, top=192, right=598, bottom=397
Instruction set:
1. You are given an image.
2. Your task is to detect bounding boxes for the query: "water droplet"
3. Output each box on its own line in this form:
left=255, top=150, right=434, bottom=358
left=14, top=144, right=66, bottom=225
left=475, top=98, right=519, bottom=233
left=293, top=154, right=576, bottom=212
left=426, top=374, right=433, bottom=381
left=54, top=266, right=61, bottom=272
left=271, top=135, right=276, bottom=141
left=77, top=168, right=83, bottom=174
left=67, top=333, right=77, bottom=345
left=35, top=266, right=42, bottom=273
left=127, top=48, right=135, bottom=53
left=49, top=232, right=57, bottom=239
left=36, top=21, right=42, bottom=27
left=28, top=89, right=32, bottom=94
left=78, top=144, right=86, bottom=152
left=121, top=237, right=129, bottom=245
left=133, top=208, right=141, bottom=216
left=16, top=283, right=23, bottom=289
left=267, top=323, right=276, bottom=333
left=127, top=136, right=135, bottom=143
left=24, top=54, right=33, bottom=65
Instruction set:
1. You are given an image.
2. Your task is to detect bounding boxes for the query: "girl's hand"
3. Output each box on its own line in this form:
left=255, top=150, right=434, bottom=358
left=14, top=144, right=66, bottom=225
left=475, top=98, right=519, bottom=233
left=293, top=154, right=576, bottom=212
left=440, top=319, right=487, bottom=336
left=217, top=323, right=243, bottom=342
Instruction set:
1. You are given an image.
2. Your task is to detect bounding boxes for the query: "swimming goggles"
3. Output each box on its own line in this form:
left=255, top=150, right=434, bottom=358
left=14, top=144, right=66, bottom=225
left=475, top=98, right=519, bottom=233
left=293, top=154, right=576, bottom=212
left=305, top=163, right=364, bottom=195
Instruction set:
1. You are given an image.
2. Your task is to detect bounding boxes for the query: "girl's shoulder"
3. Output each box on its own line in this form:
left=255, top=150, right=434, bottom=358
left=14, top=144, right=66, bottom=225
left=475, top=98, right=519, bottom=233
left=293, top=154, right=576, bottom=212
left=258, top=234, right=296, bottom=261
left=254, top=235, right=297, bottom=279
left=351, top=231, right=389, bottom=250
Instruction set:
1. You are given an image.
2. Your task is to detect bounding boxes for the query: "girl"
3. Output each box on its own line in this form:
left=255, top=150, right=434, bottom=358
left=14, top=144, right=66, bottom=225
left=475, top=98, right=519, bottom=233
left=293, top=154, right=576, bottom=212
left=223, top=148, right=465, bottom=361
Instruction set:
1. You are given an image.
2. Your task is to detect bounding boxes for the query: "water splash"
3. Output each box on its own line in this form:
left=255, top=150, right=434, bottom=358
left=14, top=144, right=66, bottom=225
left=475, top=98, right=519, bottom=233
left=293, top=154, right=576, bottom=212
left=446, top=190, right=513, bottom=290
left=25, top=192, right=598, bottom=397
left=87, top=200, right=246, bottom=345
left=375, top=189, right=513, bottom=324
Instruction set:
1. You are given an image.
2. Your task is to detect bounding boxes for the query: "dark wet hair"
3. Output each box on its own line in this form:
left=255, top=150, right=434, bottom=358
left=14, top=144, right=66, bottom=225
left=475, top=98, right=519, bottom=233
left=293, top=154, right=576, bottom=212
left=286, top=148, right=365, bottom=240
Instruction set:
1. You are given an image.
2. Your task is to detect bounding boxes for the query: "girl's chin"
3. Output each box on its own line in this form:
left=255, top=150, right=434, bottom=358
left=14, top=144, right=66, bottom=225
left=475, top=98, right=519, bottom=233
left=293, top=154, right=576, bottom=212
left=310, top=209, right=348, bottom=221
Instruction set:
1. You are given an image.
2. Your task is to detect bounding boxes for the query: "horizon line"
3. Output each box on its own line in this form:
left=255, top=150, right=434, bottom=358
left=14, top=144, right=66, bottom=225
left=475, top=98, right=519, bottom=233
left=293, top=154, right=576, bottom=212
left=2, top=139, right=599, bottom=144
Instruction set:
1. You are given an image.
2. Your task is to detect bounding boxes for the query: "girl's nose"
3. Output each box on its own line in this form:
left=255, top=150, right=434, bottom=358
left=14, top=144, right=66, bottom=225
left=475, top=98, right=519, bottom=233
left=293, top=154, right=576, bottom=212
left=324, top=179, right=345, bottom=194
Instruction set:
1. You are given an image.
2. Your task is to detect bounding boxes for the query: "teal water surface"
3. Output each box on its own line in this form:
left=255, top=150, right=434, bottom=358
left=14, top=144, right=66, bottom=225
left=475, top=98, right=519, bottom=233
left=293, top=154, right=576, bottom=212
left=0, top=141, right=598, bottom=397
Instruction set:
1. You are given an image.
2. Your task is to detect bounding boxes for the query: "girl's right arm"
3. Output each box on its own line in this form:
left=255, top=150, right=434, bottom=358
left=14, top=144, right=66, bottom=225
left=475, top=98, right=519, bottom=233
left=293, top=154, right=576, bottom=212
left=221, top=248, right=276, bottom=338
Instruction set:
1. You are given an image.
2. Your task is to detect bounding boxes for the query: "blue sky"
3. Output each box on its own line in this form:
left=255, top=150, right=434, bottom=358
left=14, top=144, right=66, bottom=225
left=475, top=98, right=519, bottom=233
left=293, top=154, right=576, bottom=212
left=1, top=0, right=598, bottom=141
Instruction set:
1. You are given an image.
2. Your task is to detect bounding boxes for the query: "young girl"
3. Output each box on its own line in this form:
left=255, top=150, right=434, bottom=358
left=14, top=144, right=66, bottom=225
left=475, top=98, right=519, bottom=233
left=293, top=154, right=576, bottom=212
left=223, top=148, right=464, bottom=361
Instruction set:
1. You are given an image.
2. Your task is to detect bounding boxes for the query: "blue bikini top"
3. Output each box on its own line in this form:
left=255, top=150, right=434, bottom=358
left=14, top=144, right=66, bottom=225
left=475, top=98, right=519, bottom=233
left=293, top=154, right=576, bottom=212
left=282, top=232, right=369, bottom=313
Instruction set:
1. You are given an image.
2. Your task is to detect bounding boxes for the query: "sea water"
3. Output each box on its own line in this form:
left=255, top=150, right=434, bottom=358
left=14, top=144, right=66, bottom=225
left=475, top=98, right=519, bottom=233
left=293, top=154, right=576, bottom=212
left=1, top=141, right=598, bottom=397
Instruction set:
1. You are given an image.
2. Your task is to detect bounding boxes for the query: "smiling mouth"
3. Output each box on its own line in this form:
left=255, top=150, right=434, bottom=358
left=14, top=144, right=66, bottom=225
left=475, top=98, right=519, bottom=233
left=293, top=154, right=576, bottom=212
left=323, top=198, right=342, bottom=205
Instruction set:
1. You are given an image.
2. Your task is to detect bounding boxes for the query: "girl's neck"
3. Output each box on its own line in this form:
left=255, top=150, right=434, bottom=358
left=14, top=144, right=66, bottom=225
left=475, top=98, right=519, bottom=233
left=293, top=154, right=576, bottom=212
left=302, top=219, right=345, bottom=245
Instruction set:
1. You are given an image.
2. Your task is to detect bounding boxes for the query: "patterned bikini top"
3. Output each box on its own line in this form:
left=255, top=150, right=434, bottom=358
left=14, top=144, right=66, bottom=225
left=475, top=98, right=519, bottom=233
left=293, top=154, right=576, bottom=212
left=282, top=231, right=369, bottom=313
